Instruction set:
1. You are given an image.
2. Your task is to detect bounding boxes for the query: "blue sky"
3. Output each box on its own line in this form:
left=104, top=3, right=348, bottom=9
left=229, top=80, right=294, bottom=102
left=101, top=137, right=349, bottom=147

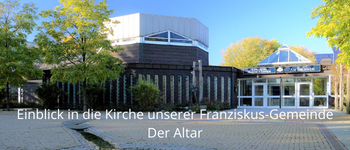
left=23, top=0, right=329, bottom=65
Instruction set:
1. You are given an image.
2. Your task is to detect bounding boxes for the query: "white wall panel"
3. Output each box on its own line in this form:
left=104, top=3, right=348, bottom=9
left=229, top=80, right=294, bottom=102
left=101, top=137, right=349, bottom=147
left=107, top=13, right=209, bottom=46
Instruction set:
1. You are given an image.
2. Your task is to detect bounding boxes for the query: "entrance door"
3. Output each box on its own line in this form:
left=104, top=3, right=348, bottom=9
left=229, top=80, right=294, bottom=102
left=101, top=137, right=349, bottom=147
left=297, top=83, right=311, bottom=107
left=253, top=83, right=267, bottom=107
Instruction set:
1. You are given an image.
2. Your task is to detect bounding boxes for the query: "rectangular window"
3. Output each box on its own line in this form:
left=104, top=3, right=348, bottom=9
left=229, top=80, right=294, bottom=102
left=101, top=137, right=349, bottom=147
left=130, top=75, right=133, bottom=102
left=268, top=79, right=280, bottom=96
left=138, top=74, right=142, bottom=80
left=240, top=80, right=252, bottom=96
left=282, top=78, right=295, bottom=96
left=73, top=84, right=75, bottom=107
left=214, top=76, right=218, bottom=100
left=186, top=76, right=190, bottom=102
left=123, top=75, right=126, bottom=104
left=147, top=74, right=151, bottom=83
left=314, top=97, right=327, bottom=106
left=221, top=77, right=225, bottom=102
left=163, top=75, right=167, bottom=103
left=207, top=76, right=211, bottom=102
left=170, top=75, right=174, bottom=104
left=116, top=77, right=119, bottom=104
left=62, top=82, right=65, bottom=104
left=268, top=98, right=280, bottom=106
left=178, top=76, right=182, bottom=104
left=313, top=78, right=327, bottom=95
left=228, top=77, right=231, bottom=104
left=109, top=79, right=112, bottom=104
left=240, top=98, right=252, bottom=106
left=155, top=75, right=159, bottom=89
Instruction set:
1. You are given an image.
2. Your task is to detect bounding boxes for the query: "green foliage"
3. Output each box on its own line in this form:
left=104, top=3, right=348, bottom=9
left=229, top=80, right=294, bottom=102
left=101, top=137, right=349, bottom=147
left=207, top=100, right=231, bottom=111
left=0, top=0, right=43, bottom=87
left=131, top=77, right=160, bottom=109
left=35, top=0, right=124, bottom=110
left=85, top=82, right=104, bottom=110
left=221, top=37, right=317, bottom=68
left=0, top=86, right=5, bottom=103
left=307, top=0, right=350, bottom=67
left=221, top=36, right=281, bottom=68
left=35, top=82, right=65, bottom=109
left=313, top=78, right=326, bottom=95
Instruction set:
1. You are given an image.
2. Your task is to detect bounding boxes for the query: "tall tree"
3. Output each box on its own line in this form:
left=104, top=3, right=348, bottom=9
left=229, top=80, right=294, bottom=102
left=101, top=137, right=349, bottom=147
left=0, top=0, right=43, bottom=111
left=35, top=0, right=123, bottom=111
left=307, top=0, right=350, bottom=67
left=221, top=36, right=281, bottom=68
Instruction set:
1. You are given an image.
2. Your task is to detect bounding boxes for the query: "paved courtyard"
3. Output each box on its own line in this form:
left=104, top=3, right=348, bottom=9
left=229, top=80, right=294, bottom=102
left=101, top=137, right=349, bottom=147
left=0, top=108, right=349, bottom=150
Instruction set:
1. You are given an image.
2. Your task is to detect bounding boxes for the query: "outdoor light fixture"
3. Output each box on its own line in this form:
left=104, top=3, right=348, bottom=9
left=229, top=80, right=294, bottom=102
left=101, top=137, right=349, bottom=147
left=257, top=75, right=260, bottom=78
left=303, top=73, right=306, bottom=77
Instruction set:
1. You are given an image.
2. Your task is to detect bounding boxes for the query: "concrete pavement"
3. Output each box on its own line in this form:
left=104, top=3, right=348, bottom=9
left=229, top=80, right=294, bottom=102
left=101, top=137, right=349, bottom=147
left=0, top=108, right=349, bottom=149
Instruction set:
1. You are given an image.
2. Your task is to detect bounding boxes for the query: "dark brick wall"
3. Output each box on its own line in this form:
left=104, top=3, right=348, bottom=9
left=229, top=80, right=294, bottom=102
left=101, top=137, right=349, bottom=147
left=113, top=43, right=141, bottom=63
left=51, top=64, right=237, bottom=108
left=197, top=48, right=209, bottom=66
left=117, top=43, right=209, bottom=66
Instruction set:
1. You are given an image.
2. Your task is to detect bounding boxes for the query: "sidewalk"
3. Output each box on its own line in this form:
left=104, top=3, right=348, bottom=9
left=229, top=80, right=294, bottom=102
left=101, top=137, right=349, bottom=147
left=0, top=108, right=349, bottom=149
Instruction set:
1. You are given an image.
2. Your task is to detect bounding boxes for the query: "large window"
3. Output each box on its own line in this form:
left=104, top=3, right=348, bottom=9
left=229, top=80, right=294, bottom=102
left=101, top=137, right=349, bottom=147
left=178, top=76, right=182, bottom=104
left=186, top=76, right=190, bottom=102
left=282, top=78, right=295, bottom=106
left=163, top=75, right=167, bottom=103
left=145, top=31, right=192, bottom=44
left=313, top=77, right=328, bottom=107
left=170, top=75, right=174, bottom=104
left=240, top=80, right=252, bottom=96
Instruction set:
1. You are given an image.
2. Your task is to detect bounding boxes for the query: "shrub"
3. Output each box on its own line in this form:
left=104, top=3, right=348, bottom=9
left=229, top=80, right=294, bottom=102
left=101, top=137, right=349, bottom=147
left=35, top=82, right=65, bottom=109
left=131, top=77, right=160, bottom=109
left=85, top=82, right=105, bottom=110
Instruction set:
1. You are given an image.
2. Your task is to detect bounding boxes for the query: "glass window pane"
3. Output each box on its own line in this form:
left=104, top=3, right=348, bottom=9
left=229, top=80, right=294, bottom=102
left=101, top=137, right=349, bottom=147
left=240, top=98, right=252, bottom=106
left=268, top=98, right=280, bottom=106
left=254, top=98, right=263, bottom=106
left=170, top=39, right=192, bottom=43
left=170, top=32, right=186, bottom=39
left=240, top=80, right=252, bottom=96
left=282, top=97, right=295, bottom=106
left=314, top=97, right=327, bottom=106
left=170, top=75, right=174, bottom=104
left=279, top=50, right=289, bottom=62
left=300, top=84, right=310, bottom=95
left=145, top=37, right=167, bottom=42
left=253, top=79, right=266, bottom=83
left=268, top=52, right=279, bottom=63
left=268, top=79, right=280, bottom=96
left=313, top=78, right=327, bottom=95
left=289, top=52, right=299, bottom=61
left=283, top=85, right=295, bottom=95
left=297, top=78, right=311, bottom=82
left=283, top=78, right=295, bottom=96
left=300, top=97, right=310, bottom=107
left=149, top=31, right=168, bottom=38
left=254, top=85, right=264, bottom=96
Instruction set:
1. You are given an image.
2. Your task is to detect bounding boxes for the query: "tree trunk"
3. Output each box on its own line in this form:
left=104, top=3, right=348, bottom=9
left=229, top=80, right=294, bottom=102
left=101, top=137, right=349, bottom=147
left=335, top=78, right=339, bottom=110
left=83, top=78, right=87, bottom=111
left=347, top=69, right=350, bottom=114
left=6, top=82, right=10, bottom=111
left=340, top=63, right=344, bottom=111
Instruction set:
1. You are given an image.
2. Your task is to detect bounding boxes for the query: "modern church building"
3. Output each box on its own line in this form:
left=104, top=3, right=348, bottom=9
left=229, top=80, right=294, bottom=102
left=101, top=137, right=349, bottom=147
left=20, top=13, right=336, bottom=109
